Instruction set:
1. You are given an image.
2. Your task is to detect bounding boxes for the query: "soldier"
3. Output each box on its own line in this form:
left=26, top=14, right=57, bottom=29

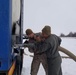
left=36, top=25, right=62, bottom=75
left=24, top=29, right=48, bottom=75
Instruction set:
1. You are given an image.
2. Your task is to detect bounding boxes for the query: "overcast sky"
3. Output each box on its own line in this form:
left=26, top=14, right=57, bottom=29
left=23, top=0, right=76, bottom=35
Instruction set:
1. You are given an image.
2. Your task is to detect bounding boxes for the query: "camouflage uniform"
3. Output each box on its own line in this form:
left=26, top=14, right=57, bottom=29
left=25, top=33, right=48, bottom=75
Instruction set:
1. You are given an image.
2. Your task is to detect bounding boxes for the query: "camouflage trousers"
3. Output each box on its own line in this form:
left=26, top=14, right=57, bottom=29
left=30, top=53, right=48, bottom=75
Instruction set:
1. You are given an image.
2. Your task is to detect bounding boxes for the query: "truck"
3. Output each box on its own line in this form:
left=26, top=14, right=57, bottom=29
left=0, top=0, right=24, bottom=75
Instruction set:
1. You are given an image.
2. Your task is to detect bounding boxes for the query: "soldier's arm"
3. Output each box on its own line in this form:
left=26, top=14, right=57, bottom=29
left=24, top=43, right=35, bottom=49
left=36, top=41, right=51, bottom=54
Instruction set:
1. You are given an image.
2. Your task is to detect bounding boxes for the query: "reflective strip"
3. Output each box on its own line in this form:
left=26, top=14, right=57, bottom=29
left=8, top=61, right=16, bottom=75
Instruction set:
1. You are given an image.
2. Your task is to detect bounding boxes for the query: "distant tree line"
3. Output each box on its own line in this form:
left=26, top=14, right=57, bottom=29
left=60, top=32, right=76, bottom=37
